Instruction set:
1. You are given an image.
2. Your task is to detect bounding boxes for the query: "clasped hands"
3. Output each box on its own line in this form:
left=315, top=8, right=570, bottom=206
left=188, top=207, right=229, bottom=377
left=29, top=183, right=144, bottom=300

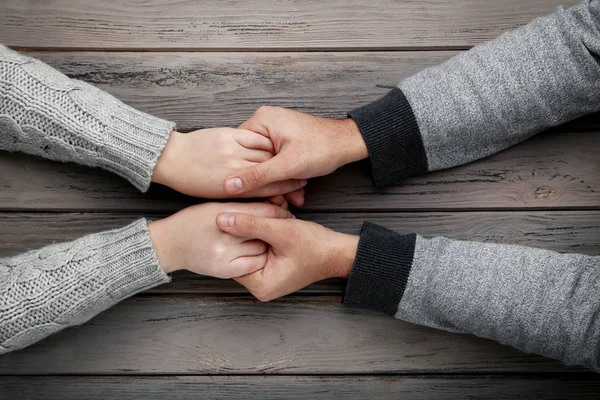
left=148, top=107, right=368, bottom=301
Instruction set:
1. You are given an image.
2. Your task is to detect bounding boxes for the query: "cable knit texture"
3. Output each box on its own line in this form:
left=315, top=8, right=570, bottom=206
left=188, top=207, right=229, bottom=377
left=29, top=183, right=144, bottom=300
left=0, top=219, right=170, bottom=354
left=0, top=45, right=174, bottom=353
left=0, top=45, right=175, bottom=191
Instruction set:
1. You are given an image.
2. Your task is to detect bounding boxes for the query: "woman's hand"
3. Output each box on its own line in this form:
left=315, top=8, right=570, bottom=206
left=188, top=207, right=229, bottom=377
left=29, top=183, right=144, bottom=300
left=215, top=211, right=359, bottom=301
left=152, top=128, right=307, bottom=201
left=148, top=202, right=292, bottom=278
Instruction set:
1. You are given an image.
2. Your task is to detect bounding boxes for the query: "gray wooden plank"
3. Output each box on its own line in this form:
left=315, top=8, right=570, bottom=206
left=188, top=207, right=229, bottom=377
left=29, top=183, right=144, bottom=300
left=2, top=129, right=599, bottom=212
left=2, top=376, right=600, bottom=399
left=0, top=0, right=577, bottom=50
left=1, top=51, right=597, bottom=212
left=23, top=51, right=599, bottom=132
left=1, top=210, right=599, bottom=294
left=0, top=296, right=583, bottom=374
left=25, top=51, right=457, bottom=131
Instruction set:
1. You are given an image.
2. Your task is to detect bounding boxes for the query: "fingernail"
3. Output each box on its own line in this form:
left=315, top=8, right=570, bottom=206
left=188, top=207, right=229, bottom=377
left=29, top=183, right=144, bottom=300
left=226, top=177, right=244, bottom=193
left=300, top=179, right=308, bottom=187
left=292, top=214, right=297, bottom=219
left=218, top=214, right=235, bottom=227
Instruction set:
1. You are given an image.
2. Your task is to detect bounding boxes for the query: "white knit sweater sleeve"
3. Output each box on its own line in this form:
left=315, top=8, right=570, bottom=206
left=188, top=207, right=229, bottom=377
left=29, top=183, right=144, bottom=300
left=0, top=219, right=170, bottom=354
left=0, top=44, right=175, bottom=191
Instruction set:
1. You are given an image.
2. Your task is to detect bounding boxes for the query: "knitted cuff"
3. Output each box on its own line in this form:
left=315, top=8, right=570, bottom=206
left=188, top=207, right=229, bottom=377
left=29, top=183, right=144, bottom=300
left=95, top=218, right=170, bottom=302
left=98, top=103, right=175, bottom=193
left=348, top=88, right=428, bottom=187
left=343, top=222, right=416, bottom=316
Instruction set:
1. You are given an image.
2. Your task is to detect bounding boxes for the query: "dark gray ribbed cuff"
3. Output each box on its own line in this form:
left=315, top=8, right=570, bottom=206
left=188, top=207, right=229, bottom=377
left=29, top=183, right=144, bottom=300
left=348, top=88, right=428, bottom=187
left=343, top=222, right=416, bottom=316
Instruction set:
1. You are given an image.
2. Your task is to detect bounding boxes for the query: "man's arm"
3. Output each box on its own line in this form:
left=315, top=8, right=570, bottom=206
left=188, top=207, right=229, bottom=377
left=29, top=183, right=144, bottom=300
left=217, top=214, right=600, bottom=372
left=226, top=1, right=599, bottom=195
left=344, top=223, right=600, bottom=371
left=350, top=0, right=600, bottom=186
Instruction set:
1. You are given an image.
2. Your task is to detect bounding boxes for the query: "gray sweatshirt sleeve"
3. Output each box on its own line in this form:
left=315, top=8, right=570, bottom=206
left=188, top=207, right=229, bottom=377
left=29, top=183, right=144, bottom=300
left=344, top=223, right=600, bottom=372
left=344, top=1, right=600, bottom=372
left=0, top=44, right=175, bottom=191
left=349, top=0, right=600, bottom=186
left=0, top=219, right=170, bottom=354
left=0, top=47, right=174, bottom=353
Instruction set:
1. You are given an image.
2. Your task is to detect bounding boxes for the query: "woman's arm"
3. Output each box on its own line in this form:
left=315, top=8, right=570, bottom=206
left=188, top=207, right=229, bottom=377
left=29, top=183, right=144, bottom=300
left=0, top=219, right=168, bottom=353
left=0, top=45, right=306, bottom=200
left=0, top=202, right=291, bottom=354
left=0, top=44, right=174, bottom=192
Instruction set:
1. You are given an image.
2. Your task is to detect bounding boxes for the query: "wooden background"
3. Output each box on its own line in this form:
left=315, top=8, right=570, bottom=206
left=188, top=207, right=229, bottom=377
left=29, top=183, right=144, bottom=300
left=1, top=0, right=600, bottom=398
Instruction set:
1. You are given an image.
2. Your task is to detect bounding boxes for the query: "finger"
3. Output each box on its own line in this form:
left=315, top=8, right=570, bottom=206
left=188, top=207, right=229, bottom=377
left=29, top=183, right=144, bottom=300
left=245, top=178, right=307, bottom=199
left=268, top=195, right=286, bottom=207
left=243, top=149, right=274, bottom=163
left=224, top=155, right=295, bottom=195
left=228, top=253, right=268, bottom=278
left=216, top=213, right=281, bottom=244
left=234, top=239, right=268, bottom=258
left=238, top=112, right=268, bottom=136
left=285, top=188, right=305, bottom=207
left=235, top=129, right=274, bottom=152
left=226, top=202, right=293, bottom=219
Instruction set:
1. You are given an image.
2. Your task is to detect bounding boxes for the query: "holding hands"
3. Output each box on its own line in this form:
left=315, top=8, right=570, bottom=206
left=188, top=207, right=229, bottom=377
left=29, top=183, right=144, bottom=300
left=216, top=211, right=359, bottom=301
left=151, top=127, right=307, bottom=200
left=149, top=107, right=368, bottom=297
left=148, top=202, right=293, bottom=278
left=224, top=107, right=368, bottom=196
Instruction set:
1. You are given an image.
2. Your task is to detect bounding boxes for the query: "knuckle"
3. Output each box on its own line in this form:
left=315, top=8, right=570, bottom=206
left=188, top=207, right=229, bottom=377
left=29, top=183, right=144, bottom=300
left=248, top=166, right=267, bottom=186
left=240, top=216, right=260, bottom=236
left=253, top=289, right=273, bottom=303
left=256, top=105, right=272, bottom=115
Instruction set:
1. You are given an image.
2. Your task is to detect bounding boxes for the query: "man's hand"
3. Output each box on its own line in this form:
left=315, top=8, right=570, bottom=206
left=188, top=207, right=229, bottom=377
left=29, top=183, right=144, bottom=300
left=148, top=202, right=292, bottom=278
left=223, top=107, right=369, bottom=197
left=216, top=211, right=359, bottom=301
left=152, top=128, right=307, bottom=200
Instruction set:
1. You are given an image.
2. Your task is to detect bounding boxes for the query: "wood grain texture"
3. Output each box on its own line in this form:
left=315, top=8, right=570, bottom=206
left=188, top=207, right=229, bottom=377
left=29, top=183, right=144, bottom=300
left=24, top=51, right=600, bottom=132
left=1, top=210, right=598, bottom=295
left=2, top=376, right=600, bottom=399
left=0, top=296, right=583, bottom=374
left=0, top=0, right=577, bottom=50
left=2, top=129, right=599, bottom=212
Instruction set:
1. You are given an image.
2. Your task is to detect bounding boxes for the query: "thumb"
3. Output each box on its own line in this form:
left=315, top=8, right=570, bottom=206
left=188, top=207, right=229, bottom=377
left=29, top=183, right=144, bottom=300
left=216, top=212, right=282, bottom=246
left=224, top=155, right=292, bottom=195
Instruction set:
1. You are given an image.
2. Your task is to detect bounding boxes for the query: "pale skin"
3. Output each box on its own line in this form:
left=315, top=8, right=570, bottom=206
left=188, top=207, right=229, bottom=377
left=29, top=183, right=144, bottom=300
left=148, top=110, right=369, bottom=289
left=224, top=106, right=368, bottom=195
left=218, top=106, right=371, bottom=300
left=146, top=127, right=302, bottom=279
left=152, top=127, right=307, bottom=204
left=148, top=202, right=293, bottom=277
left=217, top=212, right=359, bottom=302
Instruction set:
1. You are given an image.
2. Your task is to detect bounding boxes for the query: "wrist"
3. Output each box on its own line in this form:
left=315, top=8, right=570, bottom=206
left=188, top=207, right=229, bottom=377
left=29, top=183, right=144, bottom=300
left=328, top=233, right=359, bottom=279
left=331, top=118, right=369, bottom=167
left=147, top=219, right=180, bottom=274
left=152, top=130, right=181, bottom=186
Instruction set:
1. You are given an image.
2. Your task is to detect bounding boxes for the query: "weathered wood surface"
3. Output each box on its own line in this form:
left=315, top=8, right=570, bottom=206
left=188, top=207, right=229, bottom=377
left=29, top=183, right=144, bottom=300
left=24, top=51, right=600, bottom=132
left=1, top=0, right=599, bottom=395
left=0, top=0, right=577, bottom=50
left=2, top=376, right=600, bottom=400
left=2, top=129, right=599, bottom=212
left=0, top=296, right=582, bottom=374
left=1, top=210, right=598, bottom=294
